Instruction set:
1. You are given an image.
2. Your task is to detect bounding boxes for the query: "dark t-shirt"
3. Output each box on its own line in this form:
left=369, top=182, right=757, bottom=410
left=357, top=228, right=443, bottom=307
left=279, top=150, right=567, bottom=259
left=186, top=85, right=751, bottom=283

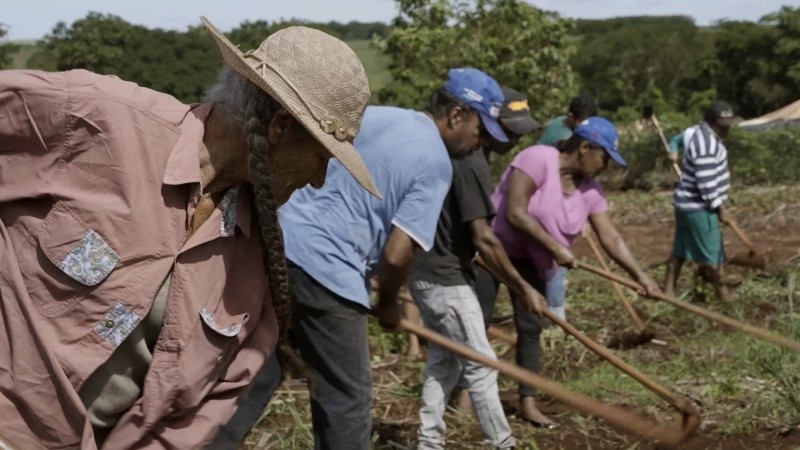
left=413, top=151, right=496, bottom=286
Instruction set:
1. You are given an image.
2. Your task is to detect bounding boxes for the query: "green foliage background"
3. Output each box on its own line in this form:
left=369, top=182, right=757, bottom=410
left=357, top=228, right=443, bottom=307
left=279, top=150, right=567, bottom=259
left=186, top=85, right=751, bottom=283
left=3, top=2, right=800, bottom=187
left=0, top=24, right=20, bottom=69
left=374, top=0, right=576, bottom=121
left=3, top=14, right=390, bottom=103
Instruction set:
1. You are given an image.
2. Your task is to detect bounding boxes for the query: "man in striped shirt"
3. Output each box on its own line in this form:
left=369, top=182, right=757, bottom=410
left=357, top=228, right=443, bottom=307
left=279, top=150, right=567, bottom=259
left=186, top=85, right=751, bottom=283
left=663, top=101, right=735, bottom=301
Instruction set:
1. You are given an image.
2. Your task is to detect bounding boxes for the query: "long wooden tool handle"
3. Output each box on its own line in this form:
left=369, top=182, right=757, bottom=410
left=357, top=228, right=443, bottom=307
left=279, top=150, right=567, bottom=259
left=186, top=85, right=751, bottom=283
left=727, top=219, right=754, bottom=249
left=652, top=115, right=682, bottom=177
left=542, top=309, right=692, bottom=413
left=584, top=234, right=648, bottom=333
left=577, top=261, right=800, bottom=354
left=487, top=325, right=516, bottom=346
left=652, top=115, right=671, bottom=153
left=474, top=256, right=691, bottom=413
left=398, top=317, right=697, bottom=446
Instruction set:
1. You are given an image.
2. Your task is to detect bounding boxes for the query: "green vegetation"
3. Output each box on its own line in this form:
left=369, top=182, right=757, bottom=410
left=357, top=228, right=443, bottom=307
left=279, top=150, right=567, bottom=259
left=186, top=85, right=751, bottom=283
left=9, top=14, right=390, bottom=103
left=7, top=4, right=800, bottom=121
left=245, top=187, right=799, bottom=448
left=5, top=4, right=799, bottom=448
left=557, top=265, right=800, bottom=437
left=7, top=3, right=799, bottom=193
left=571, top=7, right=800, bottom=120
left=345, top=39, right=391, bottom=96
left=373, top=0, right=576, bottom=120
left=9, top=42, right=36, bottom=69
left=0, top=24, right=20, bottom=69
left=573, top=15, right=711, bottom=116
left=605, top=119, right=800, bottom=191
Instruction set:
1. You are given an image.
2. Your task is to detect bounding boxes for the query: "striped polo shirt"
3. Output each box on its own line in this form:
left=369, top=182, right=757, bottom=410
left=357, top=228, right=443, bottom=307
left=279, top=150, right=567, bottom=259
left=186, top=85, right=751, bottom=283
left=673, top=122, right=730, bottom=211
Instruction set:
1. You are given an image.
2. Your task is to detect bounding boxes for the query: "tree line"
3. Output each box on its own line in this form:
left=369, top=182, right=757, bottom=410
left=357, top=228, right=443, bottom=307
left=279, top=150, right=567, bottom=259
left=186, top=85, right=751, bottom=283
left=1, top=1, right=799, bottom=121
left=572, top=9, right=800, bottom=120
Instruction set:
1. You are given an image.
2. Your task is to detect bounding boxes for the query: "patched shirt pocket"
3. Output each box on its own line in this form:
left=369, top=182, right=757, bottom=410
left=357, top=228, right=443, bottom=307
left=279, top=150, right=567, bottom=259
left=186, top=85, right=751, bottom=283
left=23, top=202, right=119, bottom=317
left=52, top=229, right=119, bottom=286
left=170, top=306, right=250, bottom=414
left=39, top=205, right=118, bottom=287
left=199, top=307, right=246, bottom=337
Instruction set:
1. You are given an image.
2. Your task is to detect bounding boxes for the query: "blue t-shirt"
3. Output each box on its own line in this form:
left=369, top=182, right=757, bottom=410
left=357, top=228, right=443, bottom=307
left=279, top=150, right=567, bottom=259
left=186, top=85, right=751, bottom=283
left=279, top=106, right=453, bottom=308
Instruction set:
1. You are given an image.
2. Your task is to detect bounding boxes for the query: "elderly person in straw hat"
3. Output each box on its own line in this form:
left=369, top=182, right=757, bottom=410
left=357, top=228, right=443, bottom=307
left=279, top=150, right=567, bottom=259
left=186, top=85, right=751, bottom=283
left=0, top=16, right=377, bottom=450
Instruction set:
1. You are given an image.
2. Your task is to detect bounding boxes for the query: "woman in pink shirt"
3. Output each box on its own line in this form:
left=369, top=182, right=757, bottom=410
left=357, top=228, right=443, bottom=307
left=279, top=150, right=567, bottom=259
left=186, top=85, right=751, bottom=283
left=491, top=117, right=659, bottom=427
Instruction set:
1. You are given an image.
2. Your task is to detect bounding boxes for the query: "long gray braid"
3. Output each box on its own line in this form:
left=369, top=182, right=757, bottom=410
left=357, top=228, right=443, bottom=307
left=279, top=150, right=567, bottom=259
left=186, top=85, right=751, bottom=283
left=243, top=99, right=292, bottom=346
left=206, top=67, right=303, bottom=368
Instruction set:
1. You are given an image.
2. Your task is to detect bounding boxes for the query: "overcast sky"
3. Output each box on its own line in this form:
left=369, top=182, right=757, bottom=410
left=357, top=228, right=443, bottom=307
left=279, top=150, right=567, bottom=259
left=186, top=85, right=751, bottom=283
left=3, top=0, right=795, bottom=41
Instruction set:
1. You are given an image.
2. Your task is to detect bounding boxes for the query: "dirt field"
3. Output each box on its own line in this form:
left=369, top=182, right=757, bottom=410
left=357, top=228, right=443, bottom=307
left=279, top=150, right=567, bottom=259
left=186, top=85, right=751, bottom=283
left=245, top=186, right=800, bottom=450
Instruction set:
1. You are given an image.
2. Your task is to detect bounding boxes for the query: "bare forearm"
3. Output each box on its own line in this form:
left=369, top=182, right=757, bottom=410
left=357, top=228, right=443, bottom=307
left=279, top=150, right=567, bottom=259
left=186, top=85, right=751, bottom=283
left=508, top=213, right=561, bottom=254
left=600, top=233, right=645, bottom=280
left=377, top=257, right=414, bottom=306
left=475, top=235, right=527, bottom=296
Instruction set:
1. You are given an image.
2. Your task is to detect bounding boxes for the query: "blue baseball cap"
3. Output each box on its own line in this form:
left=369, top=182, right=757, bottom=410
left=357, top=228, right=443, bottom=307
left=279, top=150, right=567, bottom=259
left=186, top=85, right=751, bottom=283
left=443, top=68, right=508, bottom=143
left=573, top=117, right=627, bottom=167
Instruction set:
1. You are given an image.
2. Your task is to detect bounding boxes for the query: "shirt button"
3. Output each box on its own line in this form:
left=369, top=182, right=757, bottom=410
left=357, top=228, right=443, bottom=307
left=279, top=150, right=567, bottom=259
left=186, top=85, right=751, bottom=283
left=104, top=319, right=115, bottom=328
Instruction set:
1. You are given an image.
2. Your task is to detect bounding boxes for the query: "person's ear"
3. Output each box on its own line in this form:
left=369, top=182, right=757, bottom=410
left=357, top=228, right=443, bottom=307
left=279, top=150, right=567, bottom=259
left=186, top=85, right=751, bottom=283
left=578, top=140, right=591, bottom=155
left=447, top=106, right=464, bottom=128
left=266, top=107, right=295, bottom=145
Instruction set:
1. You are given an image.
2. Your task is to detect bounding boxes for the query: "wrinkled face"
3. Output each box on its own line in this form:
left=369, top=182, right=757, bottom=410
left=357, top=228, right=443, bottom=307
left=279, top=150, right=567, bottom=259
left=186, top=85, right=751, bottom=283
left=441, top=106, right=482, bottom=159
left=265, top=111, right=332, bottom=205
left=578, top=141, right=610, bottom=178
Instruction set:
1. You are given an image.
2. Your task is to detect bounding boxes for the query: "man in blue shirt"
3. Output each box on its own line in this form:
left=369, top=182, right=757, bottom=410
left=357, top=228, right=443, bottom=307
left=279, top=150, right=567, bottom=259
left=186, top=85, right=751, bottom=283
left=278, top=68, right=508, bottom=450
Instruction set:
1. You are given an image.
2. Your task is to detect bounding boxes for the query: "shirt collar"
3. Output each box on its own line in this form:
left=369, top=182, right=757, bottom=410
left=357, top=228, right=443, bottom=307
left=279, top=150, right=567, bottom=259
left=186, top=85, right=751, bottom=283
left=236, top=186, right=253, bottom=239
left=221, top=185, right=253, bottom=240
left=163, top=103, right=212, bottom=186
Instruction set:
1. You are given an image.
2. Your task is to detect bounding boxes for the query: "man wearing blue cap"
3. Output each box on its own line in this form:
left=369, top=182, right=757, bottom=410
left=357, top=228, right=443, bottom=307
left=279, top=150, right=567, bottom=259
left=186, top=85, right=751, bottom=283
left=259, top=68, right=509, bottom=450
left=410, top=85, right=544, bottom=449
left=490, top=117, right=659, bottom=428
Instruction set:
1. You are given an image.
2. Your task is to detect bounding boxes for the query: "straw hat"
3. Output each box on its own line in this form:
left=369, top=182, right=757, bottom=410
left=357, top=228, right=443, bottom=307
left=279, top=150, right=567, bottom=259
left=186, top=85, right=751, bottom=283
left=200, top=16, right=380, bottom=198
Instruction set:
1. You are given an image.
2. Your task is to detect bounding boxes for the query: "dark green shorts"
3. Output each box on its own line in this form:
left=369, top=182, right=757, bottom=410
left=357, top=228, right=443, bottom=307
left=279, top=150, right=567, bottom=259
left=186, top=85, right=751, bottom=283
left=671, top=209, right=725, bottom=266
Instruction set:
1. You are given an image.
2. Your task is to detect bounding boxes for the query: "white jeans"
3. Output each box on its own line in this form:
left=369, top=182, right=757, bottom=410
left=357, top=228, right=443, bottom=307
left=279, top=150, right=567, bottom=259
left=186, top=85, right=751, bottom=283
left=409, top=280, right=515, bottom=450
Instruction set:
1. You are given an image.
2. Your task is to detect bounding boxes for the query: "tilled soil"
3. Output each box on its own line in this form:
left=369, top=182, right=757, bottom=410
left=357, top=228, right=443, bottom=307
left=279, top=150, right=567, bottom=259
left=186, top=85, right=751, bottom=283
left=247, top=188, right=800, bottom=449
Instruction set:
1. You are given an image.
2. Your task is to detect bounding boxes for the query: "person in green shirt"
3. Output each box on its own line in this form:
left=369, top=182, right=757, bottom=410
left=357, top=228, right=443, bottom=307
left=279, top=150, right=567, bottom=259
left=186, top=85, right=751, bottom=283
left=667, top=131, right=685, bottom=163
left=538, top=94, right=598, bottom=147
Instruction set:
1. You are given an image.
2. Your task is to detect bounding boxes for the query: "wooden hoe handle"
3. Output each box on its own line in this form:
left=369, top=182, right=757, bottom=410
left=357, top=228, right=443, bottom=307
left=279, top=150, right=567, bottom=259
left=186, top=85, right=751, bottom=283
left=726, top=219, right=755, bottom=249
left=577, top=261, right=800, bottom=353
left=583, top=233, right=648, bottom=333
left=471, top=256, right=699, bottom=438
left=462, top=256, right=700, bottom=445
left=398, top=317, right=699, bottom=446
left=651, top=114, right=682, bottom=177
left=541, top=309, right=695, bottom=414
left=474, top=255, right=687, bottom=411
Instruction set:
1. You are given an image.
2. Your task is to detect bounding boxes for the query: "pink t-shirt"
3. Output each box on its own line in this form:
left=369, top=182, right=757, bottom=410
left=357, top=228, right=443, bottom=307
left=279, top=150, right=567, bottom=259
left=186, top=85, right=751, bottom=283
left=492, top=145, right=608, bottom=280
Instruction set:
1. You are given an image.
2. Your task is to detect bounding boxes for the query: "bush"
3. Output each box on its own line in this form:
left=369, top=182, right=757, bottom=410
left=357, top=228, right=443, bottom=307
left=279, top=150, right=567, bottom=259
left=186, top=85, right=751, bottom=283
left=726, top=126, right=800, bottom=185
left=612, top=119, right=800, bottom=190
